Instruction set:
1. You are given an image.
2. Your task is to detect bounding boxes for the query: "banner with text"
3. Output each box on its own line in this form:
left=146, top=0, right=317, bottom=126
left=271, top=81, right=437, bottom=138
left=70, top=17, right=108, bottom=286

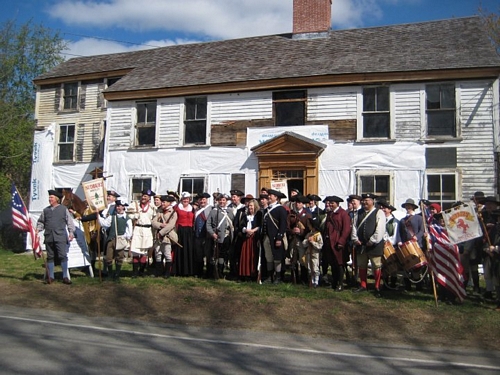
left=82, top=178, right=107, bottom=211
left=442, top=203, right=482, bottom=244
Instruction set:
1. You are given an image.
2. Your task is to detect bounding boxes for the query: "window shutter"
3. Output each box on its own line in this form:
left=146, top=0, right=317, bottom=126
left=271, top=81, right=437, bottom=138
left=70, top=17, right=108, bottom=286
left=79, top=84, right=86, bottom=110
left=54, top=85, right=61, bottom=112
left=75, top=123, right=85, bottom=162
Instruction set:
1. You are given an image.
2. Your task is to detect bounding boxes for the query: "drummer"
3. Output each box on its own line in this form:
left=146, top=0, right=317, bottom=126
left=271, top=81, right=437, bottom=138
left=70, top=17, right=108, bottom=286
left=396, top=198, right=425, bottom=291
left=377, top=199, right=399, bottom=289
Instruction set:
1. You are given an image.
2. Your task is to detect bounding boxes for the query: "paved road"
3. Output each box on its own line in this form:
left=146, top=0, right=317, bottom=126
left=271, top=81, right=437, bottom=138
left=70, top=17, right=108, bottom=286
left=0, top=305, right=498, bottom=374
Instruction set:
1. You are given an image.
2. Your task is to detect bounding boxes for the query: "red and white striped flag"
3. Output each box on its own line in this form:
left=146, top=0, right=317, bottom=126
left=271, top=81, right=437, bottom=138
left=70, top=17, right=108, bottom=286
left=428, top=219, right=466, bottom=302
left=11, top=184, right=42, bottom=259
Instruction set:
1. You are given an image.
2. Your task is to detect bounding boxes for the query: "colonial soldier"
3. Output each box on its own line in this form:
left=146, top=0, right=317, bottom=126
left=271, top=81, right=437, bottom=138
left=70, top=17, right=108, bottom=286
left=151, top=195, right=178, bottom=278
left=206, top=193, right=235, bottom=278
left=193, top=192, right=212, bottom=278
left=129, top=189, right=156, bottom=277
left=345, top=194, right=363, bottom=287
left=287, top=195, right=311, bottom=284
left=323, top=196, right=351, bottom=291
left=377, top=199, right=399, bottom=289
left=486, top=209, right=500, bottom=310
left=481, top=196, right=499, bottom=300
left=351, top=193, right=385, bottom=297
left=98, top=199, right=133, bottom=280
left=396, top=198, right=425, bottom=291
left=305, top=194, right=322, bottom=219
left=36, top=190, right=75, bottom=284
left=261, top=189, right=288, bottom=284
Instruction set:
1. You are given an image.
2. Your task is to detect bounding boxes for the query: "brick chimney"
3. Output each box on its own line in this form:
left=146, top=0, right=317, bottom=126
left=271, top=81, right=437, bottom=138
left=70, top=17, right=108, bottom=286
left=293, top=0, right=332, bottom=34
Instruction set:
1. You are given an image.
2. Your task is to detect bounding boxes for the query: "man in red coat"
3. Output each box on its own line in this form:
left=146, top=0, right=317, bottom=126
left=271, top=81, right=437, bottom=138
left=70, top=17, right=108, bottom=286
left=323, top=196, right=351, bottom=291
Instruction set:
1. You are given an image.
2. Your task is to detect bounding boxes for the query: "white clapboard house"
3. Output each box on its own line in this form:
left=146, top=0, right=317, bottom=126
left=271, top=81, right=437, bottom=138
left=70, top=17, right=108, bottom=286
left=31, top=0, right=500, bottom=215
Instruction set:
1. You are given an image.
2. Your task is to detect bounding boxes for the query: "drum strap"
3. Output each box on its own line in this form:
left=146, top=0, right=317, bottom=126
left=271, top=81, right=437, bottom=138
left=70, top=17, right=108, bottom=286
left=404, top=215, right=416, bottom=237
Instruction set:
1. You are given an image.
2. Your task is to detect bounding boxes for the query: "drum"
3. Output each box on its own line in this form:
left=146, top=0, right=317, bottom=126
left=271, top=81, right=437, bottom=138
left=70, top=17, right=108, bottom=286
left=397, top=240, right=427, bottom=271
left=382, top=241, right=400, bottom=276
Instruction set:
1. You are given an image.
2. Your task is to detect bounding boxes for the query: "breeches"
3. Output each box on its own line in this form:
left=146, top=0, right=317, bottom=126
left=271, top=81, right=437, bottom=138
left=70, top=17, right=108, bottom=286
left=357, top=252, right=382, bottom=270
left=105, top=241, right=125, bottom=266
left=263, top=236, right=284, bottom=264
left=155, top=242, right=172, bottom=262
left=45, top=241, right=68, bottom=263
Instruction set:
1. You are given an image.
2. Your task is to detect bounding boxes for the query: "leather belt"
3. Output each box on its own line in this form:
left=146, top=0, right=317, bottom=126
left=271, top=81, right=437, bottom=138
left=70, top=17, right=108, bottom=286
left=135, top=224, right=152, bottom=228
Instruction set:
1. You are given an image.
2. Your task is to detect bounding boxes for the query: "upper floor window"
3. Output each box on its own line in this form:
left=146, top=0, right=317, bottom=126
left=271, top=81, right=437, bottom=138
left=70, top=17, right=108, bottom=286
left=362, top=86, right=389, bottom=138
left=136, top=101, right=156, bottom=146
left=184, top=97, right=207, bottom=145
left=426, top=84, right=456, bottom=137
left=273, top=90, right=306, bottom=126
left=58, top=124, right=75, bottom=161
left=357, top=173, right=391, bottom=201
left=63, top=83, right=79, bottom=110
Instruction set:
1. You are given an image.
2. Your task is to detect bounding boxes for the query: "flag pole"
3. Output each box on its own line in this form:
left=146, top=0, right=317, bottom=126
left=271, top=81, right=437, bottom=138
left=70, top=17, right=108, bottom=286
left=14, top=184, right=51, bottom=284
left=420, top=201, right=439, bottom=308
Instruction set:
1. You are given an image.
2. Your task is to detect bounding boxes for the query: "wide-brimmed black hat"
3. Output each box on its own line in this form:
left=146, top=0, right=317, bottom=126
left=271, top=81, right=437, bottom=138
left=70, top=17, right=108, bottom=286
left=323, top=195, right=344, bottom=203
left=267, top=189, right=282, bottom=198
left=229, top=189, right=244, bottom=197
left=160, top=195, right=176, bottom=202
left=48, top=189, right=63, bottom=199
left=167, top=191, right=179, bottom=200
left=484, top=196, right=500, bottom=205
left=347, top=194, right=362, bottom=201
left=295, top=195, right=310, bottom=204
left=307, top=194, right=321, bottom=202
left=377, top=199, right=396, bottom=212
left=402, top=198, right=418, bottom=209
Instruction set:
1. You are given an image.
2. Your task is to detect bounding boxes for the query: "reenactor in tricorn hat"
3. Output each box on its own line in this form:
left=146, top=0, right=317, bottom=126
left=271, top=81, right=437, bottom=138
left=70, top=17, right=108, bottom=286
left=36, top=190, right=75, bottom=284
left=351, top=194, right=385, bottom=297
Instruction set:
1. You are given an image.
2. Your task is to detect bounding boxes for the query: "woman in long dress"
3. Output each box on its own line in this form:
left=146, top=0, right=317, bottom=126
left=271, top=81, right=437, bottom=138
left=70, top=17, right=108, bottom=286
left=174, top=192, right=195, bottom=276
left=238, top=199, right=261, bottom=280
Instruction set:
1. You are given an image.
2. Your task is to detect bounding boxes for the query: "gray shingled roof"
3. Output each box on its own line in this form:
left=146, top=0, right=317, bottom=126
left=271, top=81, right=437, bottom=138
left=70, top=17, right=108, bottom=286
left=36, top=17, right=500, bottom=92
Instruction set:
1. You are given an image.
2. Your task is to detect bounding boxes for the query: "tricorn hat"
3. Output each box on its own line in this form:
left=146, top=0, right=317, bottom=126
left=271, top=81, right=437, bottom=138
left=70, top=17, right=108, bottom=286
left=323, top=195, right=344, bottom=203
left=167, top=190, right=180, bottom=200
left=160, top=195, right=176, bottom=202
left=107, top=190, right=120, bottom=198
left=361, top=193, right=378, bottom=200
left=347, top=194, right=362, bottom=201
left=141, top=189, right=155, bottom=196
left=307, top=194, right=321, bottom=202
left=197, top=192, right=211, bottom=199
left=48, top=189, right=63, bottom=199
left=115, top=199, right=129, bottom=207
left=296, top=195, right=310, bottom=204
left=229, top=189, right=244, bottom=197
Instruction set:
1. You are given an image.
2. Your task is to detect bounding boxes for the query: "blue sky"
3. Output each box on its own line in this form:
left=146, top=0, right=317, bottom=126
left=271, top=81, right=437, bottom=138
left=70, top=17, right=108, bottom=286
left=1, top=0, right=498, bottom=58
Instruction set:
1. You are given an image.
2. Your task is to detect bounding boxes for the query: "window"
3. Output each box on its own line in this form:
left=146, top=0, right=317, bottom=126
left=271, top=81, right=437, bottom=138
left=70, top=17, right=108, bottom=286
left=358, top=173, right=391, bottom=201
left=425, top=147, right=457, bottom=168
left=179, top=177, right=205, bottom=196
left=426, top=84, right=456, bottom=137
left=131, top=178, right=152, bottom=202
left=273, top=90, right=306, bottom=126
left=63, top=83, right=78, bottom=110
left=362, top=86, right=390, bottom=138
left=136, top=101, right=156, bottom=146
left=58, top=124, right=75, bottom=161
left=427, top=173, right=456, bottom=210
left=184, top=97, right=207, bottom=145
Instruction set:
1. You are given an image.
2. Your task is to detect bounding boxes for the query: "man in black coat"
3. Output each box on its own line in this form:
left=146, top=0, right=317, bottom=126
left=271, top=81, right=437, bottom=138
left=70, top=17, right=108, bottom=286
left=261, top=189, right=288, bottom=284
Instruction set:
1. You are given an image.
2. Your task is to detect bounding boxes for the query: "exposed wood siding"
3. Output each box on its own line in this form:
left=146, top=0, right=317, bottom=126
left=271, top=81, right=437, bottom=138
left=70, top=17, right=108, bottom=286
left=457, top=80, right=495, bottom=195
left=211, top=119, right=273, bottom=147
left=108, top=102, right=133, bottom=150
left=393, top=84, right=422, bottom=141
left=158, top=98, right=182, bottom=148
left=210, top=92, right=272, bottom=123
left=307, top=87, right=358, bottom=121
left=36, top=82, right=105, bottom=163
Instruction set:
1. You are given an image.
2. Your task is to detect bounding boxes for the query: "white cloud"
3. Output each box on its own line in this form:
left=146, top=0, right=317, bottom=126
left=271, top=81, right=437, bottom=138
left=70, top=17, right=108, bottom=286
left=51, top=0, right=423, bottom=57
left=63, top=37, right=201, bottom=58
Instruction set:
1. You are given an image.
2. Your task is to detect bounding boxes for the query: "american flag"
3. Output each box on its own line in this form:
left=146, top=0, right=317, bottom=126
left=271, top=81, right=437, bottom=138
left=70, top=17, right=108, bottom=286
left=11, top=184, right=42, bottom=258
left=427, top=217, right=466, bottom=302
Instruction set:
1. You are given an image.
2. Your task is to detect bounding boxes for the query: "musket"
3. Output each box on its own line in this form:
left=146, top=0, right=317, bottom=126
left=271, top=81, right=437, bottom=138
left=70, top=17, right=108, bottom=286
left=213, top=203, right=220, bottom=280
left=308, top=240, right=313, bottom=288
